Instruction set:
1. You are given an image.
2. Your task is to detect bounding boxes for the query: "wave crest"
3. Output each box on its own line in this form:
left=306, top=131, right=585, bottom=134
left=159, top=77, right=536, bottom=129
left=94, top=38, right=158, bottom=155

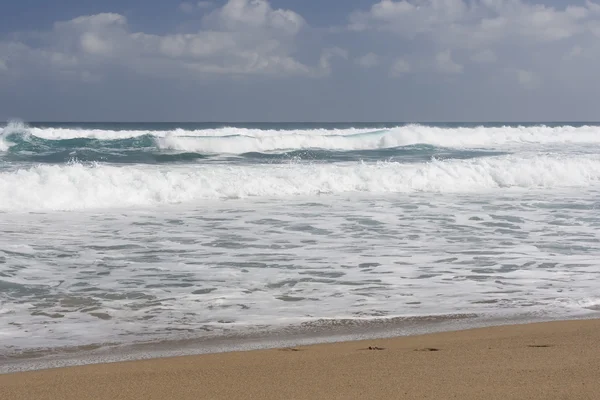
left=0, top=120, right=29, bottom=151
left=1, top=154, right=599, bottom=211
left=4, top=123, right=600, bottom=154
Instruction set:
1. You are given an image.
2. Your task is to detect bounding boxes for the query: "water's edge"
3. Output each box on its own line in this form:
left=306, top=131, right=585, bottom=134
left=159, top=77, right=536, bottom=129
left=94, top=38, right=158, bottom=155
left=2, top=312, right=598, bottom=375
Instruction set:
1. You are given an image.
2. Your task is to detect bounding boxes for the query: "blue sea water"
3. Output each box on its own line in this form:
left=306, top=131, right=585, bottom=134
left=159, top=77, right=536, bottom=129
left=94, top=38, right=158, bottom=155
left=2, top=121, right=600, bottom=370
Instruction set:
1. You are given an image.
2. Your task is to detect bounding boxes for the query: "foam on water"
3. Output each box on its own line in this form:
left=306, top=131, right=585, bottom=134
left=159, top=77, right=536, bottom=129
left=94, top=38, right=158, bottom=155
left=1, top=154, right=600, bottom=211
left=0, top=121, right=27, bottom=151
left=3, top=122, right=600, bottom=154
left=25, top=126, right=375, bottom=140
left=1, top=191, right=600, bottom=356
left=156, top=124, right=600, bottom=154
left=3, top=121, right=600, bottom=366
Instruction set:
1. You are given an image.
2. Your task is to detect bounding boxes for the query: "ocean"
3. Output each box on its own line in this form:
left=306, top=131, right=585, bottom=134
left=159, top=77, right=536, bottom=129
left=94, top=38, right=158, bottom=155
left=2, top=121, right=600, bottom=370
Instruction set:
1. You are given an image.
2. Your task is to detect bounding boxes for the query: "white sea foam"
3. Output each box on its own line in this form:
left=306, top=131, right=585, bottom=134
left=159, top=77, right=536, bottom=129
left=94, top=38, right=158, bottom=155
left=1, top=154, right=600, bottom=211
left=0, top=121, right=29, bottom=151
left=3, top=123, right=600, bottom=153
left=2, top=189, right=600, bottom=356
left=156, top=125, right=600, bottom=153
left=25, top=126, right=375, bottom=140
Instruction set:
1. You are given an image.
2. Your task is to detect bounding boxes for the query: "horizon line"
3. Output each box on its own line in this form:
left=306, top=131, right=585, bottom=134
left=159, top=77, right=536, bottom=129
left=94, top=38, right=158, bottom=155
left=9, top=120, right=600, bottom=124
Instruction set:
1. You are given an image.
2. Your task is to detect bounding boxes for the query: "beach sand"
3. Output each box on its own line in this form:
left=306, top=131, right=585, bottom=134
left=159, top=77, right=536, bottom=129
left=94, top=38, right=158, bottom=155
left=1, top=319, right=599, bottom=400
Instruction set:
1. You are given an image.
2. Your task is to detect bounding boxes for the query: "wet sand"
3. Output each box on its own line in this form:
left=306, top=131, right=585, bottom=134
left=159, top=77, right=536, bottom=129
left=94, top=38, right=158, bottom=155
left=1, top=319, right=599, bottom=400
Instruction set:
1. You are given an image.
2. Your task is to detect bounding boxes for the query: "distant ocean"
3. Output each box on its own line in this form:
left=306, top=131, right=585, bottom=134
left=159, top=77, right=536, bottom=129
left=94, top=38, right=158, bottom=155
left=2, top=121, right=600, bottom=370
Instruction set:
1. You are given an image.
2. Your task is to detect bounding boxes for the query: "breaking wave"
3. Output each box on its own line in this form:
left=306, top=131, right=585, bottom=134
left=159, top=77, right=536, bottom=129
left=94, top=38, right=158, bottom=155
left=2, top=154, right=600, bottom=211
left=2, top=122, right=600, bottom=157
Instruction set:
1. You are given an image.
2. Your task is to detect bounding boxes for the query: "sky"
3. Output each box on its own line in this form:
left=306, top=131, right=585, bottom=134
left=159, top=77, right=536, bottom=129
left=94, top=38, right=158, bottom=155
left=1, top=0, right=600, bottom=122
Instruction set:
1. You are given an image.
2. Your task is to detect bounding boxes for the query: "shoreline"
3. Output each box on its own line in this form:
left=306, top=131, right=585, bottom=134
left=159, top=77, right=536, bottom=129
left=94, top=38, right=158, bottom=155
left=2, top=318, right=600, bottom=399
left=1, top=312, right=598, bottom=374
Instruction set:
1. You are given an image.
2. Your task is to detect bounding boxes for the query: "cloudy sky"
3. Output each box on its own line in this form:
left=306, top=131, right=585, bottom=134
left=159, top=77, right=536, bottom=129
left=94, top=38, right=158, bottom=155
left=1, top=0, right=599, bottom=122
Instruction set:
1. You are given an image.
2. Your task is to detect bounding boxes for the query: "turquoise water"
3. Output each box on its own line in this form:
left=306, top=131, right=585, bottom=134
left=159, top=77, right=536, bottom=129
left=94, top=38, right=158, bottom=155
left=0, top=121, right=520, bottom=165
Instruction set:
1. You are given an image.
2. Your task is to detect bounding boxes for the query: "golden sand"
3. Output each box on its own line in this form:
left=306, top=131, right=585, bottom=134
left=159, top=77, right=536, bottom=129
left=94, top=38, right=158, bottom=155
left=2, top=319, right=599, bottom=400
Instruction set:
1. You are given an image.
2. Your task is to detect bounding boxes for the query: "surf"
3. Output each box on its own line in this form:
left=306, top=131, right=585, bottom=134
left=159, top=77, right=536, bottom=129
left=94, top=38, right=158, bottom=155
left=2, top=154, right=600, bottom=211
left=3, top=122, right=600, bottom=154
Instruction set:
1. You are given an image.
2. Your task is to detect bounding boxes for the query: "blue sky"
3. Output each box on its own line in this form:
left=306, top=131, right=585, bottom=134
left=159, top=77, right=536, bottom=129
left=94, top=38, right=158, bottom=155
left=1, top=0, right=599, bottom=122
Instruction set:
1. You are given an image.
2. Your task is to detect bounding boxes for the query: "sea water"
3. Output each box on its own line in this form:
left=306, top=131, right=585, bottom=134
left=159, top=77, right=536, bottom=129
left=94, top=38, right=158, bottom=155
left=1, top=121, right=600, bottom=369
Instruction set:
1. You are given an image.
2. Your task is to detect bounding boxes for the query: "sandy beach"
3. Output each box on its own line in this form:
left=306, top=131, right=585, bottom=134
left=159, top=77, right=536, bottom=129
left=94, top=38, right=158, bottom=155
left=1, top=319, right=599, bottom=400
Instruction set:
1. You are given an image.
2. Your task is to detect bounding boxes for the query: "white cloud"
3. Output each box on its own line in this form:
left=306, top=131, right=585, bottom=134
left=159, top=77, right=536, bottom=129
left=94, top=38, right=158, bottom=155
left=0, top=0, right=334, bottom=81
left=350, top=0, right=599, bottom=42
left=436, top=50, right=463, bottom=74
left=346, top=0, right=600, bottom=89
left=390, top=58, right=410, bottom=77
left=355, top=53, right=380, bottom=68
left=51, top=13, right=128, bottom=58
left=80, top=32, right=112, bottom=56
left=349, top=0, right=600, bottom=58
left=65, top=13, right=127, bottom=27
left=350, top=0, right=467, bottom=36
left=206, top=0, right=304, bottom=36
